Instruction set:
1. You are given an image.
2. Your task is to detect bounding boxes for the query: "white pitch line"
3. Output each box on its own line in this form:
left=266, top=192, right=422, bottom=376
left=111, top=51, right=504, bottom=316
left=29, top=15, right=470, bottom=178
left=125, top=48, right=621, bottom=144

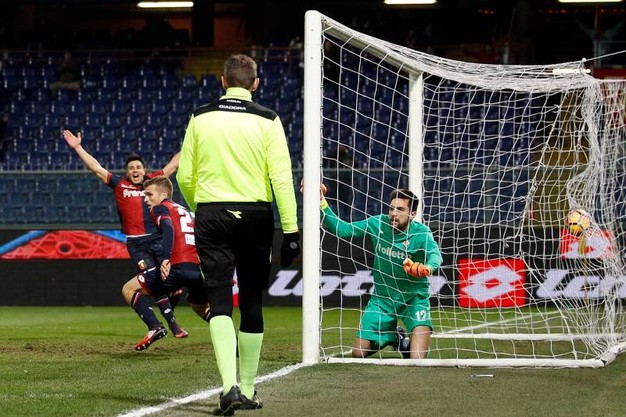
left=117, top=362, right=308, bottom=417
left=439, top=309, right=564, bottom=335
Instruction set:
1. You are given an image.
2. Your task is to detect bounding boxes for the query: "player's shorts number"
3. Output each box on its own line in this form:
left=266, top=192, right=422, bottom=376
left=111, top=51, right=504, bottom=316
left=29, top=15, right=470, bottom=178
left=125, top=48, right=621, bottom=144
left=415, top=309, right=429, bottom=322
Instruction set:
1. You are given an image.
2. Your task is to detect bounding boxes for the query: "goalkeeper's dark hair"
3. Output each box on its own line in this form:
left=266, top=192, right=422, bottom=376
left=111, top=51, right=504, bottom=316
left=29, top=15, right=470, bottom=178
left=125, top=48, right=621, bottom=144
left=224, top=54, right=257, bottom=89
left=144, top=175, right=173, bottom=197
left=391, top=189, right=419, bottom=212
left=125, top=154, right=145, bottom=169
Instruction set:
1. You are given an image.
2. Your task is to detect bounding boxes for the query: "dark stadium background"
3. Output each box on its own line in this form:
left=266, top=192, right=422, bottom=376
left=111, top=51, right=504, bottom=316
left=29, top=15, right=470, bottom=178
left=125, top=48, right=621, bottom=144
left=0, top=0, right=625, bottom=65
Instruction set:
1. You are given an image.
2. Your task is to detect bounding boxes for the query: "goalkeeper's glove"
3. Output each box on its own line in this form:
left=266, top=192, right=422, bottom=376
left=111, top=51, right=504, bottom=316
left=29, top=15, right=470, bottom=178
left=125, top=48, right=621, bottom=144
left=403, top=258, right=432, bottom=278
left=280, top=231, right=301, bottom=267
left=320, top=183, right=328, bottom=209
left=299, top=179, right=329, bottom=209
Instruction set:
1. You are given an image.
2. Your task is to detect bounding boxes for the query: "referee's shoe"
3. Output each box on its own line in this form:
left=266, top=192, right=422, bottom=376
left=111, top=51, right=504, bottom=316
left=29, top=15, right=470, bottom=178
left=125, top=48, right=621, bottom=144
left=240, top=391, right=263, bottom=410
left=213, top=385, right=243, bottom=416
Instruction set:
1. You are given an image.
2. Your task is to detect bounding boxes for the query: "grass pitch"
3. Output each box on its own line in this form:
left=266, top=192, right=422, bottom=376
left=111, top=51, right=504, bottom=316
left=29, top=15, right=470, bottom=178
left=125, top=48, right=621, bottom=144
left=1, top=306, right=626, bottom=417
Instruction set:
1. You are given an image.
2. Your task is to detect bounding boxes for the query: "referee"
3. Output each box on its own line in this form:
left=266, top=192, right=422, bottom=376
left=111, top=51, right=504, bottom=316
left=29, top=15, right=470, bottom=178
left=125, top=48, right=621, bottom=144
left=177, top=54, right=300, bottom=416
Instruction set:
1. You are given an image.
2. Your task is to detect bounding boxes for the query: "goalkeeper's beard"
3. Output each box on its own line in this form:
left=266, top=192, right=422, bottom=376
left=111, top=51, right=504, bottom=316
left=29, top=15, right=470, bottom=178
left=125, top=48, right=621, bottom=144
left=390, top=218, right=408, bottom=233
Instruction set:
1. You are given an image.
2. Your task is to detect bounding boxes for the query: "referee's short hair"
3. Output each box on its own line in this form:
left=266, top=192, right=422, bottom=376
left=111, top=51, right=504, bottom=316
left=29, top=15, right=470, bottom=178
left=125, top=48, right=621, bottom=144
left=390, top=189, right=419, bottom=212
left=224, top=54, right=257, bottom=89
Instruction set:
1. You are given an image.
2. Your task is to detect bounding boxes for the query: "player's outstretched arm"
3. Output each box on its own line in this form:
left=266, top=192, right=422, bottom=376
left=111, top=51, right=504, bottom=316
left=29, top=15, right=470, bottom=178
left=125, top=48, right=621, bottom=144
left=162, top=151, right=180, bottom=177
left=62, top=129, right=108, bottom=183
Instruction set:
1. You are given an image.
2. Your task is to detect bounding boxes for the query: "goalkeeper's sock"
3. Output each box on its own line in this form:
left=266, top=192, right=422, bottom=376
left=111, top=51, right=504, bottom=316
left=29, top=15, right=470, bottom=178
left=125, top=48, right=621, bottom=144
left=130, top=291, right=160, bottom=329
left=209, top=315, right=238, bottom=392
left=238, top=331, right=263, bottom=399
left=155, top=295, right=175, bottom=325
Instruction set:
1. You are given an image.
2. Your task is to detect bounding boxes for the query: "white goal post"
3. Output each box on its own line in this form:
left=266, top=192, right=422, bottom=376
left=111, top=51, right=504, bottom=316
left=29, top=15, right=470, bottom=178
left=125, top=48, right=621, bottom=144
left=302, top=10, right=626, bottom=368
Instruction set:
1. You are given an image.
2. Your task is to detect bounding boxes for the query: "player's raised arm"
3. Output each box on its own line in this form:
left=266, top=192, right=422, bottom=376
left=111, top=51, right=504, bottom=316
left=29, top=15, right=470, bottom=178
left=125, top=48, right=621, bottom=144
left=161, top=151, right=180, bottom=178
left=62, top=129, right=109, bottom=183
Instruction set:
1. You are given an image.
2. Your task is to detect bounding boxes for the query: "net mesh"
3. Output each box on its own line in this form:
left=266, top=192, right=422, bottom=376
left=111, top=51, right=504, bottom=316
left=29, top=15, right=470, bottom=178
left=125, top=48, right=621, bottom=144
left=312, top=13, right=626, bottom=366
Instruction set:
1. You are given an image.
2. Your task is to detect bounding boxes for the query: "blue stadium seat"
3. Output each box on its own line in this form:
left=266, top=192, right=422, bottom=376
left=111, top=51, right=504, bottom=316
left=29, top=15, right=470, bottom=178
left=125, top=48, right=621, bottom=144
left=101, top=73, right=118, bottom=90
left=140, top=126, right=159, bottom=142
left=89, top=98, right=109, bottom=117
left=49, top=150, right=73, bottom=170
left=71, top=177, right=99, bottom=194
left=28, top=152, right=50, bottom=170
left=130, top=99, right=147, bottom=115
left=104, top=99, right=123, bottom=117
left=159, top=74, right=178, bottom=89
left=159, top=138, right=178, bottom=154
left=197, top=88, right=219, bottom=103
left=42, top=114, right=62, bottom=129
left=150, top=98, right=169, bottom=116
left=113, top=88, right=133, bottom=101
left=102, top=114, right=121, bottom=130
left=6, top=189, right=31, bottom=207
left=181, top=73, right=197, bottom=88
left=61, top=205, right=89, bottom=223
left=154, top=87, right=174, bottom=102
left=176, top=86, right=195, bottom=104
left=277, top=86, right=298, bottom=103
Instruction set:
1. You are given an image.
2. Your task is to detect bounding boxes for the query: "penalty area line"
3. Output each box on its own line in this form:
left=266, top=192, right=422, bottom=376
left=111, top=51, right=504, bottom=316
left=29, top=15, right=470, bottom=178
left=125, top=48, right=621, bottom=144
left=117, top=362, right=308, bottom=417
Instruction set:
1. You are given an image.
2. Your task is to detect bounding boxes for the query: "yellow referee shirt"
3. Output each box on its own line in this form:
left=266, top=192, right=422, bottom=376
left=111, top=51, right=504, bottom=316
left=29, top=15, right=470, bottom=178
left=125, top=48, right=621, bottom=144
left=176, top=87, right=298, bottom=233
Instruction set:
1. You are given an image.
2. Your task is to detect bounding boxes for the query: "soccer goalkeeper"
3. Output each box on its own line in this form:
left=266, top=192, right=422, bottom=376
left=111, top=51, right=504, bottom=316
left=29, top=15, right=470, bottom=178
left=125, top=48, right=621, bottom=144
left=320, top=185, right=442, bottom=359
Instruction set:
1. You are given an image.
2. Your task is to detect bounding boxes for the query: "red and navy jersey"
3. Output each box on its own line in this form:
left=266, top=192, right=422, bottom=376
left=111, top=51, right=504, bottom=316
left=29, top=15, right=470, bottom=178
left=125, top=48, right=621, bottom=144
left=106, top=170, right=164, bottom=236
left=150, top=198, right=198, bottom=266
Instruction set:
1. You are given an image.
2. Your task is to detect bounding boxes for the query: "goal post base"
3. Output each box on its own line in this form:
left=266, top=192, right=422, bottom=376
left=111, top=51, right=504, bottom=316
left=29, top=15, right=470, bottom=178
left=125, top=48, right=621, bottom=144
left=325, top=357, right=608, bottom=368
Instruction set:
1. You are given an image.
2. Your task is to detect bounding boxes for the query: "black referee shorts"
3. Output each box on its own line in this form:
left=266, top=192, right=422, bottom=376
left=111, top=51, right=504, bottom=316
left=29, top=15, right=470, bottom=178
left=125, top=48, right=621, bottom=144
left=194, top=202, right=275, bottom=290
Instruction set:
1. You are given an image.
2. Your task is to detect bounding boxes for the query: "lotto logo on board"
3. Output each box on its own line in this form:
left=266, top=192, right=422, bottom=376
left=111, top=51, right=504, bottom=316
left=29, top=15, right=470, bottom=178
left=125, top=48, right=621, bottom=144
left=560, top=229, right=613, bottom=259
left=458, top=258, right=527, bottom=308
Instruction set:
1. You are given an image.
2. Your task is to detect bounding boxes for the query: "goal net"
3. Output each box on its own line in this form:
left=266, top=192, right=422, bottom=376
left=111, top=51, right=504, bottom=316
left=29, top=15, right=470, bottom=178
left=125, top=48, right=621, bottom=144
left=301, top=11, right=626, bottom=368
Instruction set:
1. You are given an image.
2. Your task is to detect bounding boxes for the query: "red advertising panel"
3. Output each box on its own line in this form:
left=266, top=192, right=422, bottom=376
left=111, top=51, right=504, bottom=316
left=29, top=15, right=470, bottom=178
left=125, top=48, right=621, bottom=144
left=458, top=258, right=527, bottom=308
left=0, top=230, right=129, bottom=259
left=560, top=228, right=613, bottom=260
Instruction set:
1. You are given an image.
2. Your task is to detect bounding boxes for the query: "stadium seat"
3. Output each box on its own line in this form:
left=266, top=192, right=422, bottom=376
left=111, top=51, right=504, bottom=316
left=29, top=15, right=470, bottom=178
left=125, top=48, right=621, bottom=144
left=140, top=126, right=159, bottom=142
left=49, top=150, right=73, bottom=170
left=113, top=88, right=133, bottom=101
left=71, top=177, right=99, bottom=194
left=154, top=87, right=174, bottom=102
left=130, top=99, right=147, bottom=115
left=181, top=73, right=197, bottom=88
left=150, top=98, right=169, bottom=116
left=108, top=98, right=128, bottom=117
left=6, top=188, right=32, bottom=208
left=28, top=152, right=51, bottom=170
left=101, top=73, right=118, bottom=90
left=101, top=113, right=122, bottom=128
left=159, top=74, right=178, bottom=89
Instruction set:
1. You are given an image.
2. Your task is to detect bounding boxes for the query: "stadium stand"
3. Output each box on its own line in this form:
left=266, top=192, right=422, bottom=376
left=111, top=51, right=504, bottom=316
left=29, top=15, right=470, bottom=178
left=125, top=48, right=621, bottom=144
left=0, top=46, right=538, bottom=226
left=0, top=49, right=304, bottom=225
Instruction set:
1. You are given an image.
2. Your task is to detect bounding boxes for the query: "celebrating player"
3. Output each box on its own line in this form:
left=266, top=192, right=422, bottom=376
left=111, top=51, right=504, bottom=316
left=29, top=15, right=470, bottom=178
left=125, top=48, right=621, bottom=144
left=177, top=53, right=300, bottom=415
left=120, top=175, right=211, bottom=350
left=319, top=186, right=443, bottom=359
left=62, top=129, right=188, bottom=349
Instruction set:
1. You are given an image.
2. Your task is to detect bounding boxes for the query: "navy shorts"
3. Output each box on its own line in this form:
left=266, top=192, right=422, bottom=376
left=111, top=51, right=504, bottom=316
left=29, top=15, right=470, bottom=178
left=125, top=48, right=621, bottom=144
left=126, top=233, right=164, bottom=273
left=137, top=263, right=208, bottom=305
left=194, top=202, right=274, bottom=291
